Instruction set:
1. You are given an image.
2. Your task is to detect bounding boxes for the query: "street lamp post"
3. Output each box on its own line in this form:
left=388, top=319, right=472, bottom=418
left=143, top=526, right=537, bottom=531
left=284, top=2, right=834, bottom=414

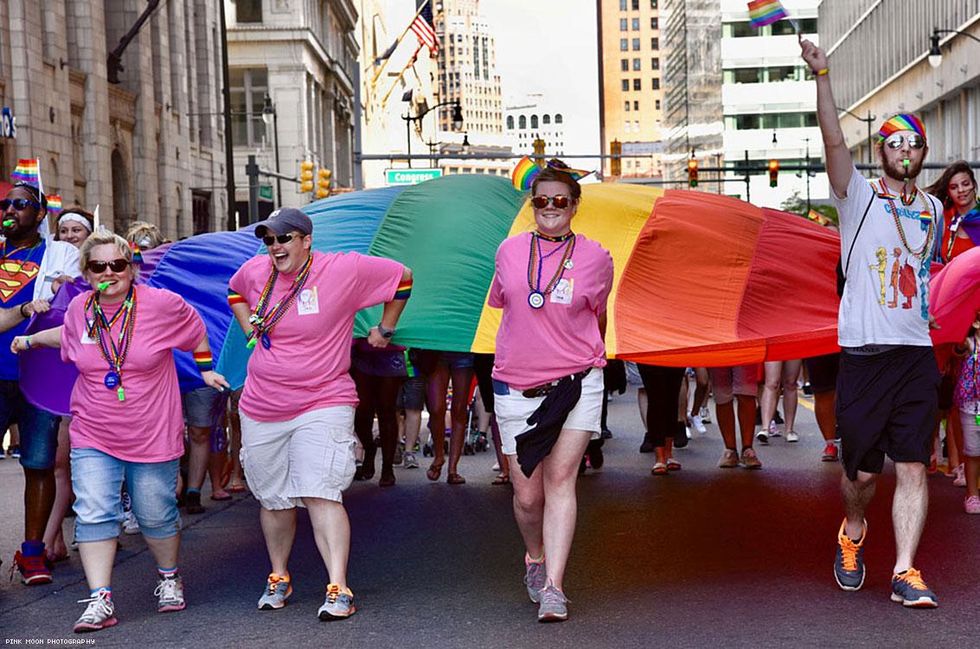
left=835, top=106, right=876, bottom=165
left=402, top=100, right=463, bottom=169
left=928, top=27, right=980, bottom=68
left=261, top=93, right=281, bottom=207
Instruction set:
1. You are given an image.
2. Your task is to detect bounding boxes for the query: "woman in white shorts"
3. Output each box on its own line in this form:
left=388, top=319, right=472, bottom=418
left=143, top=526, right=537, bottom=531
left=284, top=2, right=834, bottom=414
left=489, top=159, right=614, bottom=622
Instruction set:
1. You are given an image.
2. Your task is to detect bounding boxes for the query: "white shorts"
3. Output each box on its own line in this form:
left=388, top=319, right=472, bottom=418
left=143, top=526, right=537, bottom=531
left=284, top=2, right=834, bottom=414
left=494, top=369, right=604, bottom=456
left=240, top=406, right=356, bottom=509
left=960, top=407, right=980, bottom=457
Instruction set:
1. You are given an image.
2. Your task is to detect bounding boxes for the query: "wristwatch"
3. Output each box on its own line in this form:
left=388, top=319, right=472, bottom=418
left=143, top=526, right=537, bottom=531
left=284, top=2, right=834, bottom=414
left=377, top=323, right=395, bottom=339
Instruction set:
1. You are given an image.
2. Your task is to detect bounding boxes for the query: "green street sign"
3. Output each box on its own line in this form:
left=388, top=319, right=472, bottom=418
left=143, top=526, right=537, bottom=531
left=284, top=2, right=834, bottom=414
left=259, top=185, right=274, bottom=201
left=385, top=168, right=443, bottom=186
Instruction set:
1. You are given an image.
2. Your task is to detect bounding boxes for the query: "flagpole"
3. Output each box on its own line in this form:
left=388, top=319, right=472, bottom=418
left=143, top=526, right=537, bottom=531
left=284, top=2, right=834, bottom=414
left=380, top=44, right=423, bottom=109
left=370, top=0, right=431, bottom=87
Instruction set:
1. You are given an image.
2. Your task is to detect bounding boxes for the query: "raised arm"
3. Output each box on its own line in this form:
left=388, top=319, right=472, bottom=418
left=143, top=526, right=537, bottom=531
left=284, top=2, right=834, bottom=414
left=801, top=38, right=854, bottom=198
left=11, top=326, right=63, bottom=354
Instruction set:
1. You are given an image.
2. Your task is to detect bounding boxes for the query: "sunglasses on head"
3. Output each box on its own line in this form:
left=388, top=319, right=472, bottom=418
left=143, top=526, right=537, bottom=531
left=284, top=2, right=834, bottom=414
left=86, top=259, right=130, bottom=273
left=883, top=133, right=926, bottom=150
left=531, top=194, right=571, bottom=209
left=262, top=233, right=299, bottom=246
left=0, top=198, right=41, bottom=211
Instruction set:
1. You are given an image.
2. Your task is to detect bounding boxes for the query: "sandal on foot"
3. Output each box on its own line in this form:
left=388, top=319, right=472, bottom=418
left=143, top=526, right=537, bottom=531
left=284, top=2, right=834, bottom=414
left=211, top=489, right=232, bottom=501
left=651, top=462, right=668, bottom=475
left=666, top=458, right=681, bottom=471
left=426, top=461, right=444, bottom=481
left=447, top=472, right=466, bottom=485
left=491, top=474, right=510, bottom=486
left=227, top=482, right=247, bottom=493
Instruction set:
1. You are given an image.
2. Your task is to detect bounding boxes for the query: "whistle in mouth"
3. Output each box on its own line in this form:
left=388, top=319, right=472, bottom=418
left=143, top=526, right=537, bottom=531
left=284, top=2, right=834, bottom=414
left=902, top=159, right=910, bottom=168
left=2, top=219, right=14, bottom=227
left=97, top=282, right=110, bottom=292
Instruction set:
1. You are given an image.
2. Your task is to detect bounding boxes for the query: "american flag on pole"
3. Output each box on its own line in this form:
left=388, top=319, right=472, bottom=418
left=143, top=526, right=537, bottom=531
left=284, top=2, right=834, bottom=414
left=411, top=1, right=438, bottom=57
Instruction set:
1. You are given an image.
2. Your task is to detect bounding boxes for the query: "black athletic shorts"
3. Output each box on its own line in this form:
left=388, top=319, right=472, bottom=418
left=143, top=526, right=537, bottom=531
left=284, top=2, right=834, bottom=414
left=836, top=346, right=939, bottom=481
left=804, top=353, right=840, bottom=394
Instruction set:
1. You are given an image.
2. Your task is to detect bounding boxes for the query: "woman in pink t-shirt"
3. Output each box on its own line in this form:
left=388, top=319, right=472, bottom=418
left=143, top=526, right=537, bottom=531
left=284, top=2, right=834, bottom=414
left=12, top=231, right=228, bottom=633
left=489, top=160, right=613, bottom=623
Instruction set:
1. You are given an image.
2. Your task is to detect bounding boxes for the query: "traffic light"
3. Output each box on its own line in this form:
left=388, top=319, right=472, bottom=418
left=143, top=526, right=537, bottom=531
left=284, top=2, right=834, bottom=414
left=298, top=160, right=314, bottom=194
left=610, top=139, right=622, bottom=177
left=315, top=168, right=332, bottom=200
left=768, top=159, right=779, bottom=187
left=532, top=138, right=545, bottom=158
left=687, top=158, right=699, bottom=188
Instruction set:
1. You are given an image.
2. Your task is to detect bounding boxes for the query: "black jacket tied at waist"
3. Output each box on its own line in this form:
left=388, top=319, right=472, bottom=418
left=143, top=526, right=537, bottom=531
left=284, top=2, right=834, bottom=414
left=515, top=368, right=591, bottom=478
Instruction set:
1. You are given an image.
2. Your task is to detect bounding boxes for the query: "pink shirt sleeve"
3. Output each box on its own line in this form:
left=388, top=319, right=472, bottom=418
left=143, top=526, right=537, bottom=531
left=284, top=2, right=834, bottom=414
left=162, top=290, right=207, bottom=352
left=488, top=247, right=504, bottom=308
left=589, top=251, right=614, bottom=314
left=60, top=293, right=86, bottom=365
left=348, top=254, right=405, bottom=311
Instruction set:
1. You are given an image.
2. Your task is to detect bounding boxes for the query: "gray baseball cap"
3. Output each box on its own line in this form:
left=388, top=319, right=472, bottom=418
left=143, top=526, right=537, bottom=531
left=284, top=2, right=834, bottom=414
left=253, top=207, right=313, bottom=238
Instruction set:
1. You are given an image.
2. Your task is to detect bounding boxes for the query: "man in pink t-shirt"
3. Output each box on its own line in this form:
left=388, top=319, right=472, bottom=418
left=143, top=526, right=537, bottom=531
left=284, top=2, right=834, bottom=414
left=227, top=207, right=411, bottom=621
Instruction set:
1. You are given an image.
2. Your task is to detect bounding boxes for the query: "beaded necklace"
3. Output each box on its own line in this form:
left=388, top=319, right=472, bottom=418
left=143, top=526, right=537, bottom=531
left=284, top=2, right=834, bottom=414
left=877, top=179, right=935, bottom=260
left=86, top=285, right=137, bottom=402
left=247, top=253, right=314, bottom=349
left=525, top=231, right=576, bottom=310
left=945, top=205, right=979, bottom=260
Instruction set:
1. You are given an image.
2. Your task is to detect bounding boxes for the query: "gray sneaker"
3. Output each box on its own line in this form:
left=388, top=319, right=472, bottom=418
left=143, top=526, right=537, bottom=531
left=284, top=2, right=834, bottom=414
left=741, top=447, right=763, bottom=470
left=403, top=451, right=419, bottom=469
left=155, top=575, right=186, bottom=612
left=318, top=584, right=356, bottom=620
left=524, top=557, right=547, bottom=603
left=718, top=449, right=739, bottom=468
left=537, top=585, right=568, bottom=622
left=257, top=574, right=292, bottom=610
left=73, top=589, right=118, bottom=633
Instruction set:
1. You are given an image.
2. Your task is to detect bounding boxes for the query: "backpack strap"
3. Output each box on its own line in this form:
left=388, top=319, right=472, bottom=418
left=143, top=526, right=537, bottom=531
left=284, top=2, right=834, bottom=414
left=842, top=191, right=876, bottom=278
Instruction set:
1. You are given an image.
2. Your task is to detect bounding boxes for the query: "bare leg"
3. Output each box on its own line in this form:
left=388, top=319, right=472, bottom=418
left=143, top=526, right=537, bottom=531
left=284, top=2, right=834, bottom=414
left=715, top=400, right=736, bottom=450
left=303, top=497, right=351, bottom=588
left=446, top=366, right=475, bottom=476
left=813, top=390, right=837, bottom=441
left=260, top=508, right=297, bottom=576
left=43, top=419, right=72, bottom=560
left=186, top=426, right=210, bottom=491
left=403, top=408, right=422, bottom=453
left=227, top=391, right=246, bottom=490
left=425, top=365, right=451, bottom=471
left=892, top=461, right=928, bottom=573
left=636, top=388, right=648, bottom=431
left=508, top=454, right=545, bottom=559
left=966, top=456, right=980, bottom=499
left=760, top=361, right=782, bottom=431
left=841, top=470, right=876, bottom=540
left=781, top=360, right=802, bottom=432
left=690, top=368, right=710, bottom=417
left=736, top=395, right=757, bottom=449
left=540, top=429, right=592, bottom=590
left=144, top=534, right=180, bottom=570
left=78, top=540, right=118, bottom=590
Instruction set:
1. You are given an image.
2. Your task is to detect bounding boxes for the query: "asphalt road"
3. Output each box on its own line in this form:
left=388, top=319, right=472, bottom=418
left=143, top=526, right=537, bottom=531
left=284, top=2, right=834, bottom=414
left=1, top=387, right=978, bottom=648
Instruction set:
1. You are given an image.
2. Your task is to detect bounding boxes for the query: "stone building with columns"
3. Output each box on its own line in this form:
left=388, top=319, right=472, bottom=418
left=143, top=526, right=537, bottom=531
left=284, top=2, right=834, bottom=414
left=224, top=0, right=358, bottom=217
left=0, top=0, right=228, bottom=238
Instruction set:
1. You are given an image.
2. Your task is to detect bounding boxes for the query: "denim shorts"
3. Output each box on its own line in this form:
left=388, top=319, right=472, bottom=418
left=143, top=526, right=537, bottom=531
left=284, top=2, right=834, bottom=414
left=397, top=376, right=426, bottom=411
left=182, top=385, right=223, bottom=429
left=0, top=380, right=61, bottom=470
left=71, top=448, right=181, bottom=542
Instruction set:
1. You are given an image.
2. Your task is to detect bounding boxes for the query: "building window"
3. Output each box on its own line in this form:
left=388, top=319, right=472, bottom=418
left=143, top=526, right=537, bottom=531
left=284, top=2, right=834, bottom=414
left=632, top=38, right=640, bottom=50
left=620, top=18, right=628, bottom=31
left=632, top=58, right=641, bottom=71
left=632, top=0, right=640, bottom=9
left=652, top=78, right=660, bottom=90
left=531, top=115, right=539, bottom=128
left=655, top=99, right=661, bottom=110
left=519, top=115, right=527, bottom=129
left=507, top=115, right=514, bottom=129
left=723, top=22, right=755, bottom=38
left=651, top=57, right=659, bottom=70
left=633, top=78, right=641, bottom=91
left=650, top=0, right=658, bottom=8
left=631, top=18, right=640, bottom=30
left=230, top=68, right=267, bottom=146
left=650, top=37, right=659, bottom=50
left=555, top=114, right=563, bottom=124
left=236, top=0, right=262, bottom=23
left=634, top=100, right=639, bottom=110
left=622, top=79, right=630, bottom=91
left=543, top=114, right=551, bottom=124
left=650, top=17, right=659, bottom=30
left=768, top=66, right=796, bottom=82
left=620, top=38, right=628, bottom=51
left=625, top=101, right=631, bottom=112
left=621, top=58, right=629, bottom=71
left=620, top=0, right=627, bottom=10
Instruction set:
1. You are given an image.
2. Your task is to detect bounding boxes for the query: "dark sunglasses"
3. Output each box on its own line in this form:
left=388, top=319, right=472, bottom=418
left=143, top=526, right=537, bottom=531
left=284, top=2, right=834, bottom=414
left=883, top=133, right=926, bottom=150
left=531, top=194, right=571, bottom=209
left=0, top=198, right=41, bottom=211
left=262, top=233, right=299, bottom=246
left=86, top=259, right=131, bottom=273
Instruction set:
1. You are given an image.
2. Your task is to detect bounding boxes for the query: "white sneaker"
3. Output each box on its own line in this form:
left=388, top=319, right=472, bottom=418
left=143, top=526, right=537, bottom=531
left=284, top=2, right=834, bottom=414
left=690, top=415, right=707, bottom=435
left=786, top=430, right=799, bottom=443
left=402, top=451, right=419, bottom=469
left=755, top=429, right=769, bottom=445
left=953, top=464, right=966, bottom=487
left=768, top=420, right=781, bottom=438
left=699, top=406, right=712, bottom=424
left=122, top=509, right=140, bottom=535
left=73, top=589, right=117, bottom=633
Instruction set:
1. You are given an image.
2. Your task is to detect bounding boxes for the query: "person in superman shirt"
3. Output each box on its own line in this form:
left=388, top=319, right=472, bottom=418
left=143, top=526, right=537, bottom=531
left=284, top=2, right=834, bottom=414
left=0, top=181, right=80, bottom=585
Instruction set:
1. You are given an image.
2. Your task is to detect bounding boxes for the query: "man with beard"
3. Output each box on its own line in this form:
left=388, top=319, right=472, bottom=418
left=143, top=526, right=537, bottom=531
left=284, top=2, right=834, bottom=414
left=801, top=39, right=943, bottom=608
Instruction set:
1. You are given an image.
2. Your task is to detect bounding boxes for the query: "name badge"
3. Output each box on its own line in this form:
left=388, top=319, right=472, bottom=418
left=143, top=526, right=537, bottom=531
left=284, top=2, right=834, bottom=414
left=550, top=278, right=574, bottom=305
left=297, top=287, right=320, bottom=315
left=81, top=320, right=96, bottom=345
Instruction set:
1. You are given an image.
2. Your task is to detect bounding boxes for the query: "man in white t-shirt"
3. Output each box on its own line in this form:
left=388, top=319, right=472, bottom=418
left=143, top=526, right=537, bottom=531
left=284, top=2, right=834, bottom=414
left=801, top=39, right=943, bottom=609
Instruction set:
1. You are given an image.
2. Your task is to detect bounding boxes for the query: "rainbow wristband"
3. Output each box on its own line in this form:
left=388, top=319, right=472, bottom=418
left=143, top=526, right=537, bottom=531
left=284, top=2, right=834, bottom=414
left=393, top=278, right=413, bottom=301
left=193, top=351, right=214, bottom=372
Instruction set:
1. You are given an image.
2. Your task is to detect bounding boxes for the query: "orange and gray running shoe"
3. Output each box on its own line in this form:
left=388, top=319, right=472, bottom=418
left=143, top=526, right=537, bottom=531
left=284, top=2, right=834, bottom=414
left=890, top=568, right=938, bottom=608
left=834, top=518, right=866, bottom=591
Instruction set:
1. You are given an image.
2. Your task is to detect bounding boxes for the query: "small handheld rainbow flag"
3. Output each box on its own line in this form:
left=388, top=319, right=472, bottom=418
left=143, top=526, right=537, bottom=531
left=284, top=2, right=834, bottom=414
left=747, top=0, right=789, bottom=28
left=46, top=194, right=63, bottom=216
left=11, top=158, right=40, bottom=187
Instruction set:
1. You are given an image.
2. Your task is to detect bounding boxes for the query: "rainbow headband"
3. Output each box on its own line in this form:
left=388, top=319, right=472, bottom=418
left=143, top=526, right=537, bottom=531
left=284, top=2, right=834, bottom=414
left=877, top=114, right=926, bottom=142
left=511, top=157, right=593, bottom=191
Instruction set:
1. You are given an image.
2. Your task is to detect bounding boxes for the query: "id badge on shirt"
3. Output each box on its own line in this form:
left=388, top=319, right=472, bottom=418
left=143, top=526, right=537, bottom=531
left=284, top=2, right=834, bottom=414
left=297, top=287, right=320, bottom=315
left=550, top=278, right=574, bottom=305
left=81, top=320, right=97, bottom=344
